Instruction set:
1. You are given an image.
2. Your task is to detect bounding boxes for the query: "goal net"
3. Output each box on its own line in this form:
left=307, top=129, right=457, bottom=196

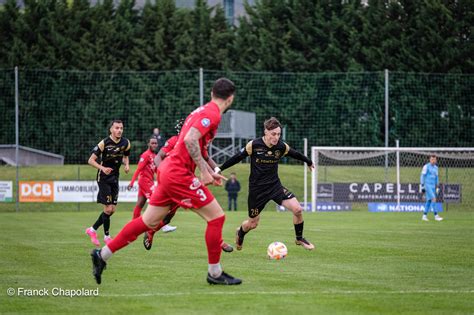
left=309, top=147, right=474, bottom=212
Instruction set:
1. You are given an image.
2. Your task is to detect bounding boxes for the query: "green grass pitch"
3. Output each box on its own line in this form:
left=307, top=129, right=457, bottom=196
left=0, top=164, right=473, bottom=314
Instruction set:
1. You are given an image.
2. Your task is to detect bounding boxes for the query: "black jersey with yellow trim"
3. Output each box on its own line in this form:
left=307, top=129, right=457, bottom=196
left=244, top=138, right=290, bottom=187
left=91, top=136, right=131, bottom=182
left=220, top=137, right=312, bottom=189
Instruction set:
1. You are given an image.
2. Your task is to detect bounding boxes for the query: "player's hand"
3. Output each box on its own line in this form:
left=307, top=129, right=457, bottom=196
left=102, top=167, right=113, bottom=175
left=211, top=173, right=227, bottom=186
left=421, top=185, right=425, bottom=193
left=124, top=164, right=130, bottom=174
left=308, top=164, right=315, bottom=172
left=127, top=183, right=133, bottom=191
left=200, top=170, right=214, bottom=186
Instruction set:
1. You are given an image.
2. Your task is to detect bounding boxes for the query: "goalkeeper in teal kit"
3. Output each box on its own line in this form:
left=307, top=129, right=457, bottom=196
left=420, top=155, right=443, bottom=221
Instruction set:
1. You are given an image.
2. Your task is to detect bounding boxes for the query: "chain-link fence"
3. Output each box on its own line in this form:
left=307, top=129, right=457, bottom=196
left=0, top=68, right=472, bottom=164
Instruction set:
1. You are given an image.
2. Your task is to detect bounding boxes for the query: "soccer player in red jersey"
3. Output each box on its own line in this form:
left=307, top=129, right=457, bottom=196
left=142, top=119, right=234, bottom=253
left=127, top=137, right=177, bottom=233
left=128, top=137, right=159, bottom=218
left=90, top=78, right=242, bottom=285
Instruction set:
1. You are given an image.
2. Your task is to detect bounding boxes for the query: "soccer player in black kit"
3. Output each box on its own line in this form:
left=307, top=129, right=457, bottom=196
left=220, top=117, right=315, bottom=250
left=86, top=120, right=131, bottom=247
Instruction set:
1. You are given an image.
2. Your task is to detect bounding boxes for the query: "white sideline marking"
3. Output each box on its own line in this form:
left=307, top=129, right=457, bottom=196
left=102, top=289, right=474, bottom=297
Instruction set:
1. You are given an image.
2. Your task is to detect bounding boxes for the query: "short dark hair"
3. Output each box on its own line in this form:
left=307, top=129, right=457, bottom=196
left=212, top=78, right=235, bottom=100
left=108, top=119, right=123, bottom=133
left=264, top=117, right=282, bottom=131
left=430, top=154, right=437, bottom=158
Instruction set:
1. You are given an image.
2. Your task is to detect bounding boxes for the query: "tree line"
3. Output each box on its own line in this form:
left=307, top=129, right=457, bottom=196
left=0, top=0, right=472, bottom=73
left=0, top=69, right=471, bottom=163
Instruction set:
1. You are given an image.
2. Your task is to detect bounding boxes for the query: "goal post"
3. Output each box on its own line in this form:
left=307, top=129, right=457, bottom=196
left=310, top=147, right=474, bottom=212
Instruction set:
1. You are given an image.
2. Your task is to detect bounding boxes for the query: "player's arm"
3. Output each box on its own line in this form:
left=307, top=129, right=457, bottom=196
left=202, top=148, right=222, bottom=174
left=220, top=150, right=248, bottom=172
left=220, top=141, right=252, bottom=172
left=285, top=145, right=314, bottom=171
left=123, top=139, right=131, bottom=174
left=88, top=153, right=112, bottom=175
left=205, top=156, right=226, bottom=186
left=88, top=140, right=113, bottom=175
left=420, top=165, right=427, bottom=192
left=184, top=127, right=216, bottom=185
left=154, top=149, right=167, bottom=168
left=206, top=155, right=218, bottom=172
left=123, top=156, right=130, bottom=174
left=128, top=155, right=146, bottom=189
left=435, top=168, right=440, bottom=195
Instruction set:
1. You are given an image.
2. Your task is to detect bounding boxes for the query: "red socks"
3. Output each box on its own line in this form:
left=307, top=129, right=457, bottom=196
left=107, top=213, right=225, bottom=265
left=132, top=205, right=142, bottom=219
left=107, top=216, right=149, bottom=253
left=205, top=215, right=225, bottom=264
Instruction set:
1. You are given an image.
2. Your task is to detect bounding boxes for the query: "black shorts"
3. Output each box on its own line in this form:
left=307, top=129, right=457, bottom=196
left=97, top=180, right=119, bottom=205
left=247, top=185, right=295, bottom=218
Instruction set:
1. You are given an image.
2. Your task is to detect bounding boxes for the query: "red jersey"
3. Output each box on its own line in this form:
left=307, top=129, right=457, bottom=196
left=161, top=135, right=178, bottom=156
left=129, top=149, right=156, bottom=185
left=165, top=102, right=221, bottom=173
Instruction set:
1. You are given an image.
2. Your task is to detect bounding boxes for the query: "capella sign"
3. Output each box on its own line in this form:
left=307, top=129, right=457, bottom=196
left=317, top=183, right=461, bottom=203
left=349, top=183, right=418, bottom=194
left=341, top=183, right=423, bottom=202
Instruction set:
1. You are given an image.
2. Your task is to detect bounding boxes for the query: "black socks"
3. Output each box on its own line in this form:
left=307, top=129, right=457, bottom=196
left=294, top=222, right=304, bottom=240
left=102, top=212, right=111, bottom=236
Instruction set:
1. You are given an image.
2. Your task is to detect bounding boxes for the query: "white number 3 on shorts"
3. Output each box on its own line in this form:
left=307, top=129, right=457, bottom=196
left=196, top=189, right=207, bottom=201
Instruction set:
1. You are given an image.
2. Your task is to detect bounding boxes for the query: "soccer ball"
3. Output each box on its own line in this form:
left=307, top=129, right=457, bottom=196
left=267, top=242, right=288, bottom=260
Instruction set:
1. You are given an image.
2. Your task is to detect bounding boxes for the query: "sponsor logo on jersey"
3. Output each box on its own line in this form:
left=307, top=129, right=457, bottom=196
left=201, top=118, right=211, bottom=127
left=274, top=150, right=281, bottom=158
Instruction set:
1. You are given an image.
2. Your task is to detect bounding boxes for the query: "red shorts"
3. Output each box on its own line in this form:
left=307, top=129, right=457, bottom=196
left=149, top=168, right=214, bottom=209
left=138, top=179, right=155, bottom=199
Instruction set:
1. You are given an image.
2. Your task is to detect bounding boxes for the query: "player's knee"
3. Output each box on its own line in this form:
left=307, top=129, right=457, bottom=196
left=292, top=206, right=303, bottom=217
left=248, top=218, right=259, bottom=229
left=105, top=206, right=115, bottom=215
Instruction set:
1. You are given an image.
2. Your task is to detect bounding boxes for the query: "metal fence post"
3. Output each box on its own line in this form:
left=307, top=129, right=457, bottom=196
left=199, top=68, right=204, bottom=106
left=384, top=69, right=389, bottom=182
left=15, top=66, right=19, bottom=212
left=396, top=139, right=400, bottom=210
left=303, top=138, right=307, bottom=211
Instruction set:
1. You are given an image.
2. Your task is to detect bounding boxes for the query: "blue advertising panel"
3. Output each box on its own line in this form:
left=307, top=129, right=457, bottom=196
left=368, top=202, right=443, bottom=212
